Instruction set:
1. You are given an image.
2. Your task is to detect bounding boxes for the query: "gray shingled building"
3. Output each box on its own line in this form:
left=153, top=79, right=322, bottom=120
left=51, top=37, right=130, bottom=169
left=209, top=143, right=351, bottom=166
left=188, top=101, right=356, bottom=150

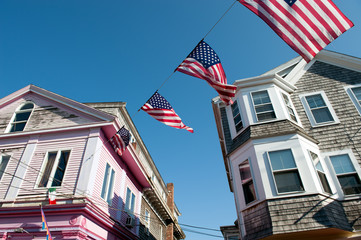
left=212, top=51, right=361, bottom=240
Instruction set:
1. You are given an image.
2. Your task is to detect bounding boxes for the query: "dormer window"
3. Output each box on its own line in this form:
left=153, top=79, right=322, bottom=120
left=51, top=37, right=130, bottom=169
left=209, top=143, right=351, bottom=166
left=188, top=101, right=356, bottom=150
left=7, top=102, right=34, bottom=133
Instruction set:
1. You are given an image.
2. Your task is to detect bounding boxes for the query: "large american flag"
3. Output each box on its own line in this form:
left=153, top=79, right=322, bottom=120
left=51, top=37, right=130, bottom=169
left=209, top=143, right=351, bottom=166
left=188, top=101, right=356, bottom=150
left=239, top=0, right=354, bottom=62
left=110, top=126, right=131, bottom=156
left=176, top=40, right=236, bottom=105
left=141, top=92, right=194, bottom=133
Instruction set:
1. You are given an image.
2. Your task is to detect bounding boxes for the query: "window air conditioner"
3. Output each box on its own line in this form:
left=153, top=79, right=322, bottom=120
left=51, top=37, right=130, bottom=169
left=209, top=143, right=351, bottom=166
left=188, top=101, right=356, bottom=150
left=125, top=216, right=134, bottom=228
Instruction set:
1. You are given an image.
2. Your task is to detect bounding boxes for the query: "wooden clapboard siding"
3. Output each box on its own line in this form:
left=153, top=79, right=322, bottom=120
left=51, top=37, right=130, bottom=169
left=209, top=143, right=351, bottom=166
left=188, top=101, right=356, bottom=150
left=0, top=146, right=26, bottom=199
left=0, top=93, right=102, bottom=133
left=18, top=131, right=88, bottom=197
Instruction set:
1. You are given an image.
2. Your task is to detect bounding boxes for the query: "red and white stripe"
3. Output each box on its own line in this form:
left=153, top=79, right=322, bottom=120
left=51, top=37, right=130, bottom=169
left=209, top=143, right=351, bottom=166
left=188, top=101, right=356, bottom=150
left=239, top=0, right=354, bottom=62
left=177, top=58, right=236, bottom=105
left=110, top=133, right=126, bottom=156
left=141, top=103, right=194, bottom=133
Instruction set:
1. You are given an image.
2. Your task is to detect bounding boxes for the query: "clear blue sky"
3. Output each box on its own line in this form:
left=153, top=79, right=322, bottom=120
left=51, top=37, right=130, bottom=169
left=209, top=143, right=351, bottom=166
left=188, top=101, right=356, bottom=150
left=0, top=1, right=360, bottom=239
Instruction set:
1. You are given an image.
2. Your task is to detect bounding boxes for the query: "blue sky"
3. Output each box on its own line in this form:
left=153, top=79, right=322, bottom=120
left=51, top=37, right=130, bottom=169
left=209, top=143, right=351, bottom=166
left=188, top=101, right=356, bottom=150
left=0, top=1, right=361, bottom=239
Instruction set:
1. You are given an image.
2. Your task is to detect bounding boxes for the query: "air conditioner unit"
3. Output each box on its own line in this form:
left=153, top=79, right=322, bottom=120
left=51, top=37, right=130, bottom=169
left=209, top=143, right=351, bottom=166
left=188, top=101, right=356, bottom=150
left=125, top=216, right=135, bottom=228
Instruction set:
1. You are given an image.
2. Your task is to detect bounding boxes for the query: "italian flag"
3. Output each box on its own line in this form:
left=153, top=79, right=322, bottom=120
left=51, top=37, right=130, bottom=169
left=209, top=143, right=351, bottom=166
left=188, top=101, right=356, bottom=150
left=48, top=188, right=56, bottom=205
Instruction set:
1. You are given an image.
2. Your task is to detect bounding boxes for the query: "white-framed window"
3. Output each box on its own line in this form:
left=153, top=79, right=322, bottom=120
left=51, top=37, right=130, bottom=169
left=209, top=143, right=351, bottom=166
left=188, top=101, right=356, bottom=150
left=309, top=151, right=332, bottom=194
left=268, top=149, right=304, bottom=194
left=282, top=93, right=297, bottom=122
left=251, top=90, right=276, bottom=122
left=125, top=187, right=136, bottom=215
left=345, top=85, right=361, bottom=115
left=329, top=153, right=361, bottom=195
left=239, top=160, right=256, bottom=204
left=0, top=155, right=10, bottom=181
left=300, top=91, right=339, bottom=127
left=6, top=102, right=34, bottom=133
left=101, top=163, right=115, bottom=205
left=38, top=150, right=70, bottom=188
left=144, top=209, right=150, bottom=235
left=231, top=101, right=243, bottom=132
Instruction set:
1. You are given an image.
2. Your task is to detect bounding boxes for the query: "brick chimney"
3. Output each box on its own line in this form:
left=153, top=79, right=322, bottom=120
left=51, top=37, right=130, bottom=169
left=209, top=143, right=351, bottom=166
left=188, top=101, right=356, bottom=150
left=166, top=183, right=174, bottom=240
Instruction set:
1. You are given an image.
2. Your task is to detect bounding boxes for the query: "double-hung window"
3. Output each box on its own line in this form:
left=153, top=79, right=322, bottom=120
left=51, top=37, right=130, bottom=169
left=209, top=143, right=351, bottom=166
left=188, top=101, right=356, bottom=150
left=282, top=93, right=297, bottom=122
left=38, top=150, right=70, bottom=188
left=101, top=163, right=115, bottom=205
left=231, top=101, right=243, bottom=132
left=0, top=155, right=10, bottom=181
left=345, top=85, right=361, bottom=115
left=7, top=102, right=34, bottom=133
left=125, top=187, right=136, bottom=216
left=239, top=160, right=256, bottom=204
left=301, top=92, right=338, bottom=127
left=309, top=151, right=332, bottom=194
left=268, top=149, right=304, bottom=194
left=251, top=90, right=276, bottom=121
left=329, top=154, right=361, bottom=195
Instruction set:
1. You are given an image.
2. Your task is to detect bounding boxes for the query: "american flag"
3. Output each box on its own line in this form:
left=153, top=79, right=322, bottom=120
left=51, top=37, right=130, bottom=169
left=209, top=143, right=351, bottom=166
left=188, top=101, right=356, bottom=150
left=176, top=40, right=236, bottom=105
left=110, top=126, right=131, bottom=156
left=239, top=0, right=354, bottom=62
left=141, top=92, right=194, bottom=133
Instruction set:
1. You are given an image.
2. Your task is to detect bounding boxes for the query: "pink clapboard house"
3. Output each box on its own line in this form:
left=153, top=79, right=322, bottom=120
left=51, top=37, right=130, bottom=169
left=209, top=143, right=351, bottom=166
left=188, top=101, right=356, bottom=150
left=0, top=85, right=185, bottom=240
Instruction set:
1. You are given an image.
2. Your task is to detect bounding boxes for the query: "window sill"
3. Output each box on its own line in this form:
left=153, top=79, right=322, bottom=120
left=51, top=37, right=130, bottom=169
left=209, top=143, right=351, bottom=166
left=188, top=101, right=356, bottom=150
left=310, top=121, right=340, bottom=128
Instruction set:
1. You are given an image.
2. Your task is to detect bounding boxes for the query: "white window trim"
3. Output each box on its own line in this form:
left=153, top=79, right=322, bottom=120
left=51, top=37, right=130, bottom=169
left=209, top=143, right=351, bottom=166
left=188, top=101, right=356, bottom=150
left=344, top=84, right=361, bottom=116
left=101, top=163, right=115, bottom=205
left=0, top=154, right=11, bottom=181
left=300, top=91, right=340, bottom=127
left=250, top=90, right=277, bottom=123
left=226, top=98, right=248, bottom=139
left=36, top=149, right=71, bottom=189
left=239, top=159, right=258, bottom=205
left=323, top=149, right=361, bottom=198
left=267, top=149, right=305, bottom=195
left=281, top=92, right=298, bottom=123
left=308, top=150, right=333, bottom=195
left=125, top=187, right=136, bottom=216
left=5, top=101, right=35, bottom=133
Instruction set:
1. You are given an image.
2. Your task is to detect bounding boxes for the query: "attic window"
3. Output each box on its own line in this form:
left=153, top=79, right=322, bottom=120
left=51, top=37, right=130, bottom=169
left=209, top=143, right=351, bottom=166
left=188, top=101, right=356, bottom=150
left=6, top=102, right=34, bottom=133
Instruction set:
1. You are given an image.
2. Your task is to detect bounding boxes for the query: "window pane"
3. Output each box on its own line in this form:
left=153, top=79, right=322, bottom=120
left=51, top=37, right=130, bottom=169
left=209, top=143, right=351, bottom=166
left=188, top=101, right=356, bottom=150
left=338, top=174, right=361, bottom=195
left=269, top=149, right=296, bottom=170
left=352, top=87, right=361, bottom=102
left=14, top=112, right=31, bottom=122
left=255, top=104, right=274, bottom=113
left=10, top=122, right=26, bottom=132
left=39, top=152, right=57, bottom=187
left=311, top=108, right=334, bottom=123
left=106, top=169, right=115, bottom=205
left=306, top=94, right=326, bottom=108
left=318, top=171, right=332, bottom=194
left=330, top=154, right=355, bottom=174
left=130, top=193, right=135, bottom=213
left=20, top=103, right=34, bottom=110
left=0, top=156, right=10, bottom=180
left=52, top=151, right=70, bottom=187
left=239, top=161, right=252, bottom=183
left=101, top=164, right=111, bottom=199
left=252, top=91, right=270, bottom=105
left=243, top=181, right=256, bottom=204
left=125, top=188, right=132, bottom=213
left=231, top=102, right=239, bottom=116
left=274, top=171, right=304, bottom=193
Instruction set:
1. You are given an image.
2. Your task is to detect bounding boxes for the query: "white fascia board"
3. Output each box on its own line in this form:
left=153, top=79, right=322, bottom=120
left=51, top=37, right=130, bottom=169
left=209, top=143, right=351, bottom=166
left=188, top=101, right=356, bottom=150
left=234, top=74, right=297, bottom=93
left=0, top=121, right=113, bottom=139
left=261, top=55, right=303, bottom=76
left=315, top=50, right=361, bottom=73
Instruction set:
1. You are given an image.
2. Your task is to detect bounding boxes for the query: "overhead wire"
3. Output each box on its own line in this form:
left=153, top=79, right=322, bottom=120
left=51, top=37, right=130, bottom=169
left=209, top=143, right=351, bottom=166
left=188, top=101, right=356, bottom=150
left=0, top=156, right=223, bottom=237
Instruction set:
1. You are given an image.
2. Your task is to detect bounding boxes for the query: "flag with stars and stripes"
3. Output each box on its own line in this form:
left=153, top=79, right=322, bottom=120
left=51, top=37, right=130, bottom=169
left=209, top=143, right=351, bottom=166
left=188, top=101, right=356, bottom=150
left=110, top=126, right=131, bottom=156
left=239, top=0, right=354, bottom=62
left=176, top=40, right=236, bottom=105
left=41, top=207, right=53, bottom=240
left=141, top=92, right=194, bottom=133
